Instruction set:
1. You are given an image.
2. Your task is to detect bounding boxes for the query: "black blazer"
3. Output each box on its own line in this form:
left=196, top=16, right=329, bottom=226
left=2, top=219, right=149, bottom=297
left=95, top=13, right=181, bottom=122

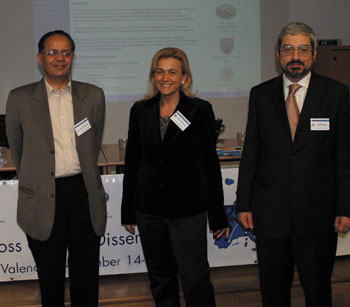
left=121, top=94, right=228, bottom=231
left=236, top=72, right=350, bottom=239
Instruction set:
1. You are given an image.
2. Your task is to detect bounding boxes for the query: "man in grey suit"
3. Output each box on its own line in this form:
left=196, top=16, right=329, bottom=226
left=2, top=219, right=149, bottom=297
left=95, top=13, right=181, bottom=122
left=6, top=30, right=106, bottom=307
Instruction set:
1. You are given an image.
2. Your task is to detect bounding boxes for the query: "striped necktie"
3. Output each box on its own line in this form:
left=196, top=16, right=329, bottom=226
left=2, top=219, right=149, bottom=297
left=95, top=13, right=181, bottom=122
left=286, top=84, right=302, bottom=141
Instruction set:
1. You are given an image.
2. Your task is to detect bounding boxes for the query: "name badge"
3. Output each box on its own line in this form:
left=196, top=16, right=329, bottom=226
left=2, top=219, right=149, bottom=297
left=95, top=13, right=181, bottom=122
left=170, top=111, right=191, bottom=131
left=74, top=117, right=91, bottom=136
left=310, top=118, right=330, bottom=131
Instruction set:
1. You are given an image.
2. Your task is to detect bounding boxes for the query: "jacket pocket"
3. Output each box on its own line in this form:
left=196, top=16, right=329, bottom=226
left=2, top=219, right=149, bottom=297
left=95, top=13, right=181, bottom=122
left=19, top=186, right=35, bottom=195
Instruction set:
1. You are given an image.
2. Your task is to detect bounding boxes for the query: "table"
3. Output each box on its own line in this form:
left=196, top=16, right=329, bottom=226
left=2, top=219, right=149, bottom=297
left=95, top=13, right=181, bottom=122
left=0, top=139, right=242, bottom=177
left=0, top=148, right=15, bottom=179
left=98, top=144, right=125, bottom=175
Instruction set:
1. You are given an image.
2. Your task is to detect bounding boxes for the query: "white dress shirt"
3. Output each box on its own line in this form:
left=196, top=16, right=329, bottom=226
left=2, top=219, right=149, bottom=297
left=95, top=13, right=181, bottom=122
left=45, top=78, right=81, bottom=177
left=283, top=71, right=311, bottom=113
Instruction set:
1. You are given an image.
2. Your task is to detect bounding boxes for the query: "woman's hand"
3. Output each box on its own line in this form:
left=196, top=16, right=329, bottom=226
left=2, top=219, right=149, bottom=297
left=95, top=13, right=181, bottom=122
left=124, top=224, right=136, bottom=235
left=213, top=227, right=230, bottom=240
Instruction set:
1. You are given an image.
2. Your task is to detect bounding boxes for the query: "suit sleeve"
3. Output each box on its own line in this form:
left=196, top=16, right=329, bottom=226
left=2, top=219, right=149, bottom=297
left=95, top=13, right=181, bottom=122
left=200, top=102, right=228, bottom=231
left=335, top=85, right=350, bottom=217
left=236, top=87, right=261, bottom=213
left=5, top=90, right=23, bottom=175
left=121, top=102, right=141, bottom=225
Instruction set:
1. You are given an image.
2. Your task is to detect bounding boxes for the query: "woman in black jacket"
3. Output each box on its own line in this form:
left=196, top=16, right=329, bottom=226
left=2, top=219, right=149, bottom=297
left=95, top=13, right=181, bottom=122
left=121, top=47, right=228, bottom=307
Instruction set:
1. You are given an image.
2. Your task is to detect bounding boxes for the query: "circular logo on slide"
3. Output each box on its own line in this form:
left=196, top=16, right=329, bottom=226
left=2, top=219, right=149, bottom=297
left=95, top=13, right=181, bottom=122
left=216, top=5, right=236, bottom=20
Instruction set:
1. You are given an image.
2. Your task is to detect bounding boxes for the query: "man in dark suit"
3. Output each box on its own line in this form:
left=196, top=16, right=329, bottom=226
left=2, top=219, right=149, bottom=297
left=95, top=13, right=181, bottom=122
left=236, top=22, right=350, bottom=306
left=6, top=30, right=106, bottom=307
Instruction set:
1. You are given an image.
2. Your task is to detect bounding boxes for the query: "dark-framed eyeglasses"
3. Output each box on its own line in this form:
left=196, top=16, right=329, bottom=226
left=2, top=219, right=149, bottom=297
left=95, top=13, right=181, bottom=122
left=279, top=45, right=312, bottom=57
left=41, top=49, right=74, bottom=57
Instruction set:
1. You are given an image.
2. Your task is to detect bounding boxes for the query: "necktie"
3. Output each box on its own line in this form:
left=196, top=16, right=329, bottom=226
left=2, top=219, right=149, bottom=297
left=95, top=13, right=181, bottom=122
left=286, top=84, right=302, bottom=141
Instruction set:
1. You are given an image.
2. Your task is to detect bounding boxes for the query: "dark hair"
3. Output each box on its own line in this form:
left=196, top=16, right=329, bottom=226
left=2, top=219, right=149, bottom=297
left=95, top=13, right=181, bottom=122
left=38, top=30, right=75, bottom=53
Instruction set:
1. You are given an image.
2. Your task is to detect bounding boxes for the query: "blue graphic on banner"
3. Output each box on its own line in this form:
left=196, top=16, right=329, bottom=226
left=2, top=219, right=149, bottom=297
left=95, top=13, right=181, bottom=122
left=215, top=178, right=255, bottom=250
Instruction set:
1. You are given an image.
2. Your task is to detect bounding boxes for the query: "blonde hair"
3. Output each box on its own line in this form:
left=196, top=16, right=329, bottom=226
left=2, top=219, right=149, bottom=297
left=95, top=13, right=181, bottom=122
left=145, top=47, right=195, bottom=99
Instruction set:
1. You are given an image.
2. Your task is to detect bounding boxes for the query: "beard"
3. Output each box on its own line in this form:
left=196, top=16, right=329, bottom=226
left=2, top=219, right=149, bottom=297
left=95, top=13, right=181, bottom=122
left=281, top=59, right=312, bottom=81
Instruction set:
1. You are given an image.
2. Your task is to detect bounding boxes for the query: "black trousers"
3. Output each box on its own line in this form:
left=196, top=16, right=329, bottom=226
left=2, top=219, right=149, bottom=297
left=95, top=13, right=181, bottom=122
left=136, top=211, right=216, bottom=307
left=27, top=174, right=101, bottom=307
left=255, top=228, right=338, bottom=307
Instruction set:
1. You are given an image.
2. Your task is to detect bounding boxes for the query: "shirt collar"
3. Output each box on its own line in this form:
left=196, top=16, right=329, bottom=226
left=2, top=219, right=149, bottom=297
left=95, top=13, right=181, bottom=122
left=44, top=77, right=71, bottom=96
left=283, top=71, right=311, bottom=90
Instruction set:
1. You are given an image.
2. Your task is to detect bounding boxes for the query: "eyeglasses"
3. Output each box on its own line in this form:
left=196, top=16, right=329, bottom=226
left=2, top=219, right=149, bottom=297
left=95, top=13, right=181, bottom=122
left=279, top=45, right=312, bottom=57
left=41, top=49, right=74, bottom=57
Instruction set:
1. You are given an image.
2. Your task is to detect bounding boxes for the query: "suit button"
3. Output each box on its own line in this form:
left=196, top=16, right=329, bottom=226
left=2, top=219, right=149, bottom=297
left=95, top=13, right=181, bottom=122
left=50, top=171, right=54, bottom=176
left=51, top=193, right=54, bottom=198
left=50, top=150, right=54, bottom=154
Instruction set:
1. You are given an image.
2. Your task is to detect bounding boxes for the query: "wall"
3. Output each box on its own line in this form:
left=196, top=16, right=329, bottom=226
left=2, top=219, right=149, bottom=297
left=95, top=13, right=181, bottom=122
left=0, top=1, right=35, bottom=111
left=288, top=0, right=350, bottom=46
left=1, top=0, right=349, bottom=143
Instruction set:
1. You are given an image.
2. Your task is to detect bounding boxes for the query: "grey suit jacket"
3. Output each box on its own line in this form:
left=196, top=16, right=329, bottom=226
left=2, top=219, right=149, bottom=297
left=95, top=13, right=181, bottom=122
left=6, top=78, right=107, bottom=240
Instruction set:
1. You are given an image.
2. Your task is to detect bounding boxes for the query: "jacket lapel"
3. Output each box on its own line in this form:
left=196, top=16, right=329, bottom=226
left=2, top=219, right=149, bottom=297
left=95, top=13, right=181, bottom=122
left=144, top=95, right=163, bottom=146
left=270, top=76, right=291, bottom=137
left=270, top=73, right=323, bottom=143
left=296, top=72, right=324, bottom=139
left=31, top=79, right=55, bottom=149
left=162, top=94, right=193, bottom=149
left=71, top=81, right=90, bottom=147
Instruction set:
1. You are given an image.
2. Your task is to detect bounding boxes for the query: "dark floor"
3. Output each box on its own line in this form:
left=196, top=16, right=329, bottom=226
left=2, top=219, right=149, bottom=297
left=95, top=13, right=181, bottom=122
left=0, top=256, right=349, bottom=306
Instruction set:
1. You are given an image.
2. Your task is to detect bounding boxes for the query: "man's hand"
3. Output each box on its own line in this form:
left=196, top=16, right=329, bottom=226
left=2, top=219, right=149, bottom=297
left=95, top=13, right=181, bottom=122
left=237, top=212, right=254, bottom=231
left=334, top=216, right=350, bottom=234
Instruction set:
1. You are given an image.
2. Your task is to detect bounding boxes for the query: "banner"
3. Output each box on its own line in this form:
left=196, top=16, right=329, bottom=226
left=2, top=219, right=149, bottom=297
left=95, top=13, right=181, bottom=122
left=1, top=169, right=349, bottom=281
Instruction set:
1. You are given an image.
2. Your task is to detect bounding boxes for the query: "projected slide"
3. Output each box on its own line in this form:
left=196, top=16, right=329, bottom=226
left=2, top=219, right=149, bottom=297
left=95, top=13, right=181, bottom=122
left=33, top=0, right=260, bottom=101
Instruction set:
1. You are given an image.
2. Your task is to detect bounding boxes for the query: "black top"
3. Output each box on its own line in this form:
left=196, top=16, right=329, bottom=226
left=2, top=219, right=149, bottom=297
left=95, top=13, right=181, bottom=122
left=121, top=93, right=228, bottom=231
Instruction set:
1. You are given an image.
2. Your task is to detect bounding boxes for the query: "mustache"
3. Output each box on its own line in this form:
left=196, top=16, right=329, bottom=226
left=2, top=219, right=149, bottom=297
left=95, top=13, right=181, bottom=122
left=287, top=59, right=305, bottom=66
left=52, top=61, right=67, bottom=66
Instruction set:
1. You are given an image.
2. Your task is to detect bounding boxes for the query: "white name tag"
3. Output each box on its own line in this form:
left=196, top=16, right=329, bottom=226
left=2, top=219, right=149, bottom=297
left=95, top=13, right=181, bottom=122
left=310, top=118, right=330, bottom=131
left=74, top=117, right=91, bottom=136
left=170, top=111, right=191, bottom=131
